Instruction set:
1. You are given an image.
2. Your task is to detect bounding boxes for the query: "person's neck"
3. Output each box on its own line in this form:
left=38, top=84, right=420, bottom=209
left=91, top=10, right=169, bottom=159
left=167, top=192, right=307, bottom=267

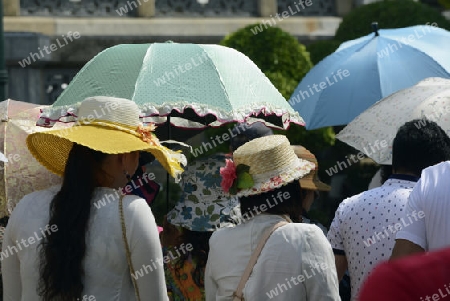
left=96, top=174, right=126, bottom=190
left=394, top=172, right=419, bottom=177
left=389, top=171, right=421, bottom=183
left=392, top=169, right=419, bottom=178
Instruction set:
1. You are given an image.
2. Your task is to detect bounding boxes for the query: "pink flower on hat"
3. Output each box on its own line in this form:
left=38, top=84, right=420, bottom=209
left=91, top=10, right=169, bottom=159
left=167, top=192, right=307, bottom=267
left=220, top=159, right=237, bottom=193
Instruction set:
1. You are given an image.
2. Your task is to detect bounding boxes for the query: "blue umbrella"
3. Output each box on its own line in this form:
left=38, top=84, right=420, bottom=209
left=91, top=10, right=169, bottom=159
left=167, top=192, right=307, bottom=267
left=289, top=24, right=450, bottom=130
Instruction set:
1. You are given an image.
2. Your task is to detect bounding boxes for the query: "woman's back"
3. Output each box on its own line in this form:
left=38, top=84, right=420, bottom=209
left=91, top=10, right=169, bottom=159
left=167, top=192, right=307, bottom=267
left=2, top=186, right=167, bottom=301
left=205, top=214, right=340, bottom=301
left=2, top=96, right=187, bottom=301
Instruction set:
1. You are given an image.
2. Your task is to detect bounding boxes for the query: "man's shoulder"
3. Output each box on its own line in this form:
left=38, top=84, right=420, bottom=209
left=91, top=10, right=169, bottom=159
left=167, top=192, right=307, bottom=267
left=348, top=181, right=406, bottom=202
left=422, top=161, right=450, bottom=180
left=337, top=184, right=405, bottom=215
left=339, top=188, right=381, bottom=208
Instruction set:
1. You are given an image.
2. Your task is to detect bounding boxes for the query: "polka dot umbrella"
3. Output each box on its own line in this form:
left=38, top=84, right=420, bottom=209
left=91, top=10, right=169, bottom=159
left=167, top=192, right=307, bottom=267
left=37, top=42, right=304, bottom=131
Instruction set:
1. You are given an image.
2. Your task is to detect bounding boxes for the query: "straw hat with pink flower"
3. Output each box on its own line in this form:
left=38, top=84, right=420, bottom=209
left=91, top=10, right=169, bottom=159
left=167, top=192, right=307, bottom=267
left=220, top=135, right=315, bottom=197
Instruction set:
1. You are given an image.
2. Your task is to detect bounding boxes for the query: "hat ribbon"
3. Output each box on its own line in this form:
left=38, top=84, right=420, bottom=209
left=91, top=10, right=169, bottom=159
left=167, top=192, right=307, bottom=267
left=76, top=119, right=191, bottom=150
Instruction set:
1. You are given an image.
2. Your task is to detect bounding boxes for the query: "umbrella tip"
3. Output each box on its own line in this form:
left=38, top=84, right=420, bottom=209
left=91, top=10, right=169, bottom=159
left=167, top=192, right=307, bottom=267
left=372, top=22, right=379, bottom=36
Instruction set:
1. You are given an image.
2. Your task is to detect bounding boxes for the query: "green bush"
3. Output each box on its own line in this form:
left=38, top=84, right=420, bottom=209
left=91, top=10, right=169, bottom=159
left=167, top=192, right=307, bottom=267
left=439, top=0, right=450, bottom=9
left=220, top=24, right=335, bottom=152
left=306, top=40, right=342, bottom=65
left=221, top=24, right=312, bottom=86
left=335, top=0, right=450, bottom=42
left=264, top=72, right=299, bottom=99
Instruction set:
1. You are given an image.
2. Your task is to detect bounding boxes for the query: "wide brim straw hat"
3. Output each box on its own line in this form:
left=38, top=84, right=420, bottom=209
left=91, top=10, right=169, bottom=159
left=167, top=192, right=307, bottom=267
left=27, top=96, right=186, bottom=180
left=291, top=145, right=331, bottom=192
left=167, top=154, right=241, bottom=232
left=221, top=135, right=315, bottom=197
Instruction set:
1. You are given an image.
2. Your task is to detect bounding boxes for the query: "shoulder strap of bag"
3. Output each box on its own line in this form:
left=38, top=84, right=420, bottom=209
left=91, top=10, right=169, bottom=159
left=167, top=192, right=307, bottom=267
left=232, top=220, right=289, bottom=301
left=119, top=195, right=142, bottom=301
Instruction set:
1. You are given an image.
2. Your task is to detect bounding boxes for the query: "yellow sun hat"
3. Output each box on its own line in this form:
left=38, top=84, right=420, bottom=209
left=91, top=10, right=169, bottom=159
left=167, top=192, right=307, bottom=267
left=26, top=96, right=187, bottom=181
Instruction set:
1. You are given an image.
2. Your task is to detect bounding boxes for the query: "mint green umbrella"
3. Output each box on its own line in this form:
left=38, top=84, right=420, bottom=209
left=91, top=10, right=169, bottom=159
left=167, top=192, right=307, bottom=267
left=38, top=42, right=303, bottom=130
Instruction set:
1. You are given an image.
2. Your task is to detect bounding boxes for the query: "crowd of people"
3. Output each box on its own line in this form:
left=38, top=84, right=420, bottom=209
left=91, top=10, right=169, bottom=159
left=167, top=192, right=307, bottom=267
left=2, top=95, right=450, bottom=301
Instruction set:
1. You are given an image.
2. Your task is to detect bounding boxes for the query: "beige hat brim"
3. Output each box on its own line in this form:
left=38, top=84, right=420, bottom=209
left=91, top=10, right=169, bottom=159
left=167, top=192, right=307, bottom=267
left=26, top=125, right=184, bottom=178
left=235, top=158, right=315, bottom=197
left=299, top=178, right=331, bottom=192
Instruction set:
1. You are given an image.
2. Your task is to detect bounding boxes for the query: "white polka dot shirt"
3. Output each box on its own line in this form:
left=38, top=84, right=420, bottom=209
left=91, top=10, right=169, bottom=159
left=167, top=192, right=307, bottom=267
left=327, top=175, right=418, bottom=301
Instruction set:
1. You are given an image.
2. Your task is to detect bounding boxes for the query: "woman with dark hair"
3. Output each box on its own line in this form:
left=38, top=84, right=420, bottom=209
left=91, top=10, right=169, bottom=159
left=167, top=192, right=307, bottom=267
left=162, top=154, right=241, bottom=300
left=205, top=135, right=340, bottom=301
left=2, top=96, right=186, bottom=300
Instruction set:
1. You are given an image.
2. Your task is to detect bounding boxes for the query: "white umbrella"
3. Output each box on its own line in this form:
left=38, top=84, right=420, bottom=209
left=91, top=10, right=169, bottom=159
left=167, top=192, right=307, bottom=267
left=0, top=152, right=7, bottom=163
left=336, top=77, right=450, bottom=164
left=0, top=100, right=71, bottom=218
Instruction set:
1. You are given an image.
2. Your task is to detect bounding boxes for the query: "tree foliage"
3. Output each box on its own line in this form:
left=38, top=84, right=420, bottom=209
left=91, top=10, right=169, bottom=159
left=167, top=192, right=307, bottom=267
left=221, top=25, right=312, bottom=95
left=335, top=0, right=450, bottom=41
left=306, top=40, right=341, bottom=65
left=220, top=24, right=335, bottom=153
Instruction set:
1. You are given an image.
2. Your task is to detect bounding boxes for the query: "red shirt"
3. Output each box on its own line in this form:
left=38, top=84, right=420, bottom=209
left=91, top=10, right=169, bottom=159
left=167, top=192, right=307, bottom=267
left=359, top=247, right=450, bottom=301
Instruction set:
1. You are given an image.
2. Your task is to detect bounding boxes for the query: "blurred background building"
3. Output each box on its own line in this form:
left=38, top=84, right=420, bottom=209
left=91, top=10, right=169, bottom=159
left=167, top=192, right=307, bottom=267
left=3, top=0, right=358, bottom=105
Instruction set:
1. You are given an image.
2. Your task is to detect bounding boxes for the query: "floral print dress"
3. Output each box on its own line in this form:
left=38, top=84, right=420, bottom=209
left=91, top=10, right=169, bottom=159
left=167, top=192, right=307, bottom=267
left=165, top=251, right=205, bottom=301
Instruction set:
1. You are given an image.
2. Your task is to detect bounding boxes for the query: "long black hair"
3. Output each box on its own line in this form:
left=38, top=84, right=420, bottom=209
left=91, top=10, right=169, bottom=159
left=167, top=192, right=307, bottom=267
left=38, top=143, right=108, bottom=300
